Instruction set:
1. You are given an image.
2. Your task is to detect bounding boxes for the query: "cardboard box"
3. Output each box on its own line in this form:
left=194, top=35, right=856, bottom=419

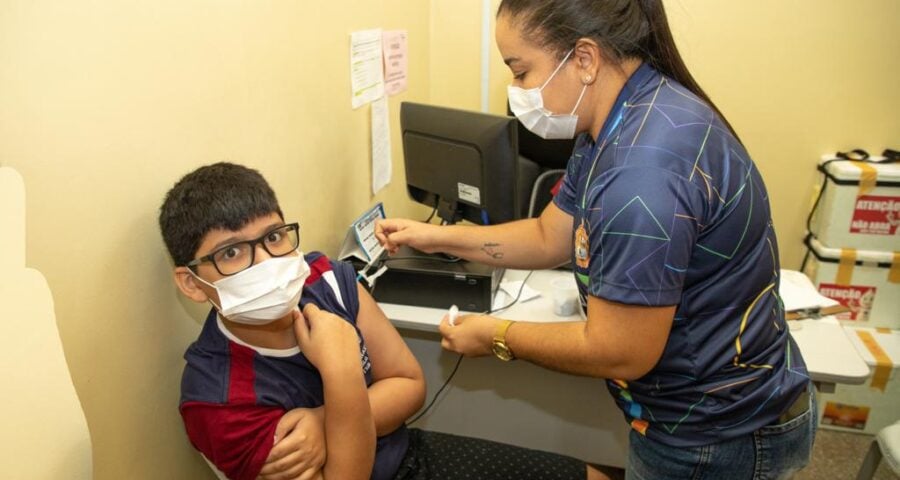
left=810, top=156, right=900, bottom=252
left=804, top=236, right=899, bottom=329
left=818, top=327, right=900, bottom=435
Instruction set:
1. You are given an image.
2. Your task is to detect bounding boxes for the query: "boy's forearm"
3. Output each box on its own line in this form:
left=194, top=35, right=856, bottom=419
left=367, top=377, right=425, bottom=436
left=320, top=364, right=375, bottom=480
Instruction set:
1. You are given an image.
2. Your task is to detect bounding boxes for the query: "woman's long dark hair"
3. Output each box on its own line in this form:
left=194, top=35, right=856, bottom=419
left=498, top=0, right=740, bottom=141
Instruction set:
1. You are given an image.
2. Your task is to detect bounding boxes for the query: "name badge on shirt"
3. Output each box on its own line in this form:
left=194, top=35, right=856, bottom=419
left=575, top=221, right=590, bottom=269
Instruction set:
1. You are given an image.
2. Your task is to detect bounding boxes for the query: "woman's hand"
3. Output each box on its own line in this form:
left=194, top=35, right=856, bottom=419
left=258, top=407, right=325, bottom=480
left=374, top=218, right=441, bottom=254
left=437, top=313, right=500, bottom=357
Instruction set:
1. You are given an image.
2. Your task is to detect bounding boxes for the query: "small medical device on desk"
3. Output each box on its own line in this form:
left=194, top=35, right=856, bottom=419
left=351, top=245, right=502, bottom=312
left=338, top=201, right=503, bottom=312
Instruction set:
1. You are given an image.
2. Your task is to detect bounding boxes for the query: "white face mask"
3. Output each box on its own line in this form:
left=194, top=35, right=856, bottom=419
left=191, top=253, right=310, bottom=325
left=507, top=49, right=588, bottom=140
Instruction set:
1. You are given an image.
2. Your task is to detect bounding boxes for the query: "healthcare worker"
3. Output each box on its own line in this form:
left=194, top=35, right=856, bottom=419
left=376, top=0, right=816, bottom=478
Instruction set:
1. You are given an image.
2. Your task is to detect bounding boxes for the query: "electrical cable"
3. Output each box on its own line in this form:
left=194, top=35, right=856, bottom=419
left=405, top=354, right=463, bottom=426
left=487, top=270, right=534, bottom=315
left=424, top=205, right=438, bottom=223
left=405, top=269, right=534, bottom=426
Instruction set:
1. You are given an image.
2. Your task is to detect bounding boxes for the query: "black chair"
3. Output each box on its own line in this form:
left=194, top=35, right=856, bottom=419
left=507, top=101, right=575, bottom=219
left=528, top=169, right=566, bottom=218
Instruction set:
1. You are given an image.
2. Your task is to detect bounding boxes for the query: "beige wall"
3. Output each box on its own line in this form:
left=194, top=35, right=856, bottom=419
left=429, top=0, right=483, bottom=110
left=2, top=1, right=898, bottom=478
left=1, top=1, right=430, bottom=478
left=666, top=0, right=900, bottom=267
left=485, top=0, right=900, bottom=267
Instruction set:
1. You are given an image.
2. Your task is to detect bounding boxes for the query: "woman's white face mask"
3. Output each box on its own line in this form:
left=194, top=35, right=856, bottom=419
left=191, top=253, right=310, bottom=325
left=507, top=49, right=587, bottom=140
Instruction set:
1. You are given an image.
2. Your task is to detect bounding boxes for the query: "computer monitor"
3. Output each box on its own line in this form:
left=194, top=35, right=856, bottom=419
left=400, top=102, right=537, bottom=225
left=507, top=102, right=577, bottom=171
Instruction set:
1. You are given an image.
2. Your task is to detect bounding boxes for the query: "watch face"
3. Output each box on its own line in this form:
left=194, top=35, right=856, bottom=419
left=491, top=340, right=514, bottom=361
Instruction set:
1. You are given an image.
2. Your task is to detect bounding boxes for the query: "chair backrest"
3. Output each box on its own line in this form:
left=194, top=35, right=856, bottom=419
left=528, top=168, right=566, bottom=218
left=0, top=167, right=93, bottom=478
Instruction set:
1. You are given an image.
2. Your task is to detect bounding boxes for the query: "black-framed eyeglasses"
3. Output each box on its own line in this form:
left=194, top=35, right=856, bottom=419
left=187, top=223, right=300, bottom=276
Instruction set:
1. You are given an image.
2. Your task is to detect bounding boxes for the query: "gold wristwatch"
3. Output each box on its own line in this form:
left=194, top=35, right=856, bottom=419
left=491, top=319, right=516, bottom=361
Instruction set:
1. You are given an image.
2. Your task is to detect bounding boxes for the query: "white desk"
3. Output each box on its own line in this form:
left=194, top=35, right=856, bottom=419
left=382, top=269, right=870, bottom=468
left=381, top=269, right=584, bottom=330
left=788, top=316, right=871, bottom=392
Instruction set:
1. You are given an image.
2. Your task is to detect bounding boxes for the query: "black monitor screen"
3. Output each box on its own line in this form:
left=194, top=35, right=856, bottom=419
left=507, top=102, right=576, bottom=170
left=401, top=102, right=526, bottom=225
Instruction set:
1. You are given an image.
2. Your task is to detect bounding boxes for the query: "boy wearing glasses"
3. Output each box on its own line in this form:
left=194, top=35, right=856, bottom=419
left=159, top=163, right=603, bottom=480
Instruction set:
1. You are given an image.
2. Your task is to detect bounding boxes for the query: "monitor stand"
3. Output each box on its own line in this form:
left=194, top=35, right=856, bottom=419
left=351, top=245, right=502, bottom=313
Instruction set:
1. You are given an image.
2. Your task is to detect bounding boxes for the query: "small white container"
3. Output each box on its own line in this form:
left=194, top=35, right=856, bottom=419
left=550, top=277, right=578, bottom=317
left=818, top=326, right=900, bottom=435
left=810, top=156, right=900, bottom=251
left=804, top=236, right=899, bottom=329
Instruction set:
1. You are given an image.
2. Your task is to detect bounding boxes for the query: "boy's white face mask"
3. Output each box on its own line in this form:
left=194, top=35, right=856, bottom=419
left=507, top=48, right=587, bottom=140
left=191, top=253, right=310, bottom=325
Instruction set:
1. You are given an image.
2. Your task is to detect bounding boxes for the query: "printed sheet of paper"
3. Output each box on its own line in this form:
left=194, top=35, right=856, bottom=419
left=353, top=203, right=387, bottom=261
left=337, top=203, right=386, bottom=263
left=382, top=30, right=408, bottom=96
left=350, top=29, right=385, bottom=109
left=779, top=269, right=840, bottom=312
left=371, top=95, right=392, bottom=194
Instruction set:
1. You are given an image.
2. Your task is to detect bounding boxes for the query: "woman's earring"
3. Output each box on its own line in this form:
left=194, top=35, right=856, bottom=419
left=584, top=75, right=592, bottom=83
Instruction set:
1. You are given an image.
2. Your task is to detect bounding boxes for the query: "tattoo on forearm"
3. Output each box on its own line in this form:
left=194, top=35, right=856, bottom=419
left=481, top=242, right=504, bottom=260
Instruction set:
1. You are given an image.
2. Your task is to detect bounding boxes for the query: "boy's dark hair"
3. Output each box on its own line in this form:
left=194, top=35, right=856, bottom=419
left=159, top=162, right=284, bottom=267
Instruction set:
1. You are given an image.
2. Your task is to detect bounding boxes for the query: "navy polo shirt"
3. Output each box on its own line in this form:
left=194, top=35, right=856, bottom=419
left=554, top=64, right=809, bottom=447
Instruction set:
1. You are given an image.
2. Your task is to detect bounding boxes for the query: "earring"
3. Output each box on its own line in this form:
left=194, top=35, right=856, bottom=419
left=584, top=75, right=592, bottom=83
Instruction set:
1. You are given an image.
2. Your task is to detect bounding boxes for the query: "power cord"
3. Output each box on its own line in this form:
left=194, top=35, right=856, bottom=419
left=405, top=354, right=463, bottom=426
left=424, top=205, right=437, bottom=223
left=489, top=270, right=535, bottom=315
left=406, top=269, right=534, bottom=426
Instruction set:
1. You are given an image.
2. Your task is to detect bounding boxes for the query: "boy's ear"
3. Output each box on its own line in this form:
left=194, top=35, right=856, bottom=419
left=173, top=267, right=210, bottom=303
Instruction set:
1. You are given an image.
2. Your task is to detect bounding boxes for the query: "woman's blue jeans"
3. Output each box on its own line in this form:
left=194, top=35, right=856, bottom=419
left=626, top=385, right=817, bottom=480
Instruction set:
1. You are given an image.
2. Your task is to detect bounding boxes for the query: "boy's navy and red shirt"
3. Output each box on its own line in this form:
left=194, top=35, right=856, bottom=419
left=179, top=252, right=408, bottom=480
